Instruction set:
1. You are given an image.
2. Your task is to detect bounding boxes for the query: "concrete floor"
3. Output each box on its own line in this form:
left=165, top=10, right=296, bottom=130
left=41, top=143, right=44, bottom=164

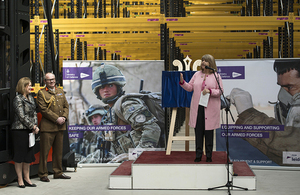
left=2, top=117, right=300, bottom=195
left=1, top=165, right=300, bottom=195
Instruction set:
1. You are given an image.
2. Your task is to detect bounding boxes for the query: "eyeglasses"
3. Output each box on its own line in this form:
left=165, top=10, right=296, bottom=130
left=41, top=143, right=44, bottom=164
left=45, top=78, right=55, bottom=82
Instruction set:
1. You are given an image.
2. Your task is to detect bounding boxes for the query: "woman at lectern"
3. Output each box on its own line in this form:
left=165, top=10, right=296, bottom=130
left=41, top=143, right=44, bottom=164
left=179, top=54, right=223, bottom=162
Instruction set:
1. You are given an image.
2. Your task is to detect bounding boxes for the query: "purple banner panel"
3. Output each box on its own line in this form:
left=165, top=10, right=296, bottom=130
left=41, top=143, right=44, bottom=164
left=68, top=125, right=131, bottom=131
left=221, top=131, right=269, bottom=138
left=63, top=67, right=93, bottom=80
left=221, top=124, right=284, bottom=131
left=68, top=132, right=83, bottom=138
left=217, top=66, right=245, bottom=79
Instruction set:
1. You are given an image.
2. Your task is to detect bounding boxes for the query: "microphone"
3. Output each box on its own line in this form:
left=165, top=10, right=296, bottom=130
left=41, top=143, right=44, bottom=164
left=205, top=66, right=215, bottom=71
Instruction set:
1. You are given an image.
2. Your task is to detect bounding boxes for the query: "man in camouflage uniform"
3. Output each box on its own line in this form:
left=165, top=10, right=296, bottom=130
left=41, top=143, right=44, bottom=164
left=86, top=105, right=107, bottom=126
left=85, top=105, right=111, bottom=160
left=91, top=63, right=161, bottom=162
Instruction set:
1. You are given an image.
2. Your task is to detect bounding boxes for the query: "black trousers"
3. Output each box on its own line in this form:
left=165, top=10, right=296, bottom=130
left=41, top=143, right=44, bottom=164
left=194, top=105, right=214, bottom=159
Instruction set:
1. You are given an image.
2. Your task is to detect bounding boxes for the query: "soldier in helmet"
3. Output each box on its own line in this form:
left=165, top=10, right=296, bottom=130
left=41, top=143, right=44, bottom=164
left=85, top=105, right=111, bottom=161
left=84, top=105, right=106, bottom=146
left=91, top=63, right=161, bottom=162
left=86, top=105, right=107, bottom=126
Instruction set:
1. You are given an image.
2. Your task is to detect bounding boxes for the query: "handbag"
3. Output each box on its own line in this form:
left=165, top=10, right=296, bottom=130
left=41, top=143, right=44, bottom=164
left=29, top=133, right=35, bottom=147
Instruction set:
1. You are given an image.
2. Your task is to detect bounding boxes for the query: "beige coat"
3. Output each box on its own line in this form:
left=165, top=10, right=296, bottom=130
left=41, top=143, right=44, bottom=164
left=37, top=87, right=69, bottom=132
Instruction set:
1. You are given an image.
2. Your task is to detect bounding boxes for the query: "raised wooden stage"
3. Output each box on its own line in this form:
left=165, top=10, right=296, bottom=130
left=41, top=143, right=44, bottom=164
left=109, top=151, right=256, bottom=190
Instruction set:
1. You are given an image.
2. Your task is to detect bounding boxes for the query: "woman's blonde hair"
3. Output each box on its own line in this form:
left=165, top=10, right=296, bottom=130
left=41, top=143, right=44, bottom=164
left=16, top=77, right=31, bottom=95
left=200, top=54, right=217, bottom=73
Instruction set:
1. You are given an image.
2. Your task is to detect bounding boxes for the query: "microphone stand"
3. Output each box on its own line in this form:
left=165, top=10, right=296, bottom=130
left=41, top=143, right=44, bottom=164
left=207, top=68, right=248, bottom=195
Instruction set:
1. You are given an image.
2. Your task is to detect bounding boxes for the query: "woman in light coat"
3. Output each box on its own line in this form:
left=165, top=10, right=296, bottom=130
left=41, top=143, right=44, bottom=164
left=180, top=54, right=223, bottom=162
left=11, top=77, right=39, bottom=188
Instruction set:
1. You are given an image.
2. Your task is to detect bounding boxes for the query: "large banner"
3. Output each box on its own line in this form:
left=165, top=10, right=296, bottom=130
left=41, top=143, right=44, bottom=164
left=216, top=59, right=300, bottom=167
left=63, top=60, right=165, bottom=164
left=161, top=59, right=300, bottom=167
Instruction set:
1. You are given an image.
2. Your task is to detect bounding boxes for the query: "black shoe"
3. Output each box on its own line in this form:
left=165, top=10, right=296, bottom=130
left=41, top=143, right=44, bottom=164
left=24, top=180, right=37, bottom=187
left=194, top=158, right=201, bottom=162
left=206, top=157, right=212, bottom=162
left=17, top=182, right=25, bottom=188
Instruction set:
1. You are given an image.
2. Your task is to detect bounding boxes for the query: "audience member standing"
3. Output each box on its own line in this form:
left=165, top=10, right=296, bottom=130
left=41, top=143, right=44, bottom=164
left=37, top=73, right=70, bottom=182
left=12, top=77, right=39, bottom=188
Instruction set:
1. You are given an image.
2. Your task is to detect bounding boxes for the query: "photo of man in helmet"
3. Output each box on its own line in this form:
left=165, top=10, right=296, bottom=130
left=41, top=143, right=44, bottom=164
left=63, top=60, right=164, bottom=164
left=91, top=63, right=164, bottom=163
left=71, top=105, right=108, bottom=162
left=86, top=105, right=112, bottom=162
left=86, top=105, right=107, bottom=126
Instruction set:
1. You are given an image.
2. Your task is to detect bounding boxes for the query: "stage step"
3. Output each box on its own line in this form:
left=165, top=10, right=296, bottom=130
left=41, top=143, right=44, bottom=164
left=109, top=151, right=256, bottom=190
left=109, top=161, right=133, bottom=189
left=232, top=161, right=256, bottom=190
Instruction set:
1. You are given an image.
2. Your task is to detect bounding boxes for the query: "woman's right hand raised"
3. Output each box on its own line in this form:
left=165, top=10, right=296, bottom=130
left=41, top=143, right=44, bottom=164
left=180, top=73, right=184, bottom=83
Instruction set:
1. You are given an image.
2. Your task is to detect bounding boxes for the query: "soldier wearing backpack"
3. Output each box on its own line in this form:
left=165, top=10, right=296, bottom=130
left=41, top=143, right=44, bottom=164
left=91, top=63, right=163, bottom=162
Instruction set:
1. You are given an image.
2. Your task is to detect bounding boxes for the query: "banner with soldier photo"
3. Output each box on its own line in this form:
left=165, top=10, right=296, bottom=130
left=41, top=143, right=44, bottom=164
left=161, top=58, right=300, bottom=167
left=63, top=60, right=165, bottom=164
left=216, top=59, right=300, bottom=167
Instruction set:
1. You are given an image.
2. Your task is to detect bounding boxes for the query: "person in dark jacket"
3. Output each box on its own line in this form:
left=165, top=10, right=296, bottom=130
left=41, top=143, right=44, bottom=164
left=11, top=77, right=39, bottom=188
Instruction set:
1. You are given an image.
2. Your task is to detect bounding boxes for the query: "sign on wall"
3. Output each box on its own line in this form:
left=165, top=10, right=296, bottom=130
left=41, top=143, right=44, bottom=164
left=63, top=60, right=164, bottom=164
left=216, top=59, right=300, bottom=167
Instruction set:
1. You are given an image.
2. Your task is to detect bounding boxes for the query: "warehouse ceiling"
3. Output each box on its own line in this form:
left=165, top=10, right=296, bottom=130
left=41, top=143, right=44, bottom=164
left=30, top=0, right=300, bottom=66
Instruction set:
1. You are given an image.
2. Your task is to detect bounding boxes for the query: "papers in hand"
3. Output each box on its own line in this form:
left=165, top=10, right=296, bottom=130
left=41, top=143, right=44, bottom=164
left=29, top=133, right=35, bottom=147
left=199, top=92, right=210, bottom=107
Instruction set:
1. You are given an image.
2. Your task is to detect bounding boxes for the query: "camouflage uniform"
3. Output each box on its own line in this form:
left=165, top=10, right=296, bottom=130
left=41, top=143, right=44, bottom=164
left=103, top=95, right=161, bottom=155
left=85, top=105, right=111, bottom=160
left=92, top=63, right=161, bottom=156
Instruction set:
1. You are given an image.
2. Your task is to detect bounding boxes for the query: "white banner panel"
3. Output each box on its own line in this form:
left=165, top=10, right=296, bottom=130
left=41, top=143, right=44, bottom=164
left=216, top=59, right=300, bottom=167
left=217, top=59, right=278, bottom=107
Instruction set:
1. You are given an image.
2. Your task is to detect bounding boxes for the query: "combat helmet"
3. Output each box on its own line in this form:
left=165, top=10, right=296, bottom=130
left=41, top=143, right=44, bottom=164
left=86, top=105, right=107, bottom=124
left=92, top=63, right=126, bottom=104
